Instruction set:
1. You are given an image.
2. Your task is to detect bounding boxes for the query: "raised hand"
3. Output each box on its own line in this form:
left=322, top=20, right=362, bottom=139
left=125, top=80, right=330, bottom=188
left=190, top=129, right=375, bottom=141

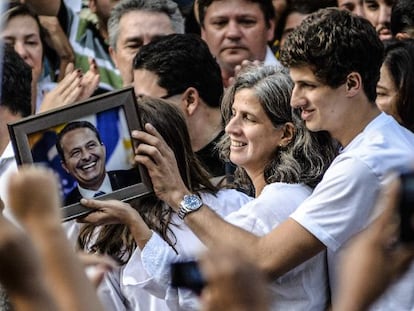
left=132, top=123, right=190, bottom=210
left=7, top=165, right=104, bottom=311
left=39, top=58, right=100, bottom=113
left=199, top=247, right=269, bottom=311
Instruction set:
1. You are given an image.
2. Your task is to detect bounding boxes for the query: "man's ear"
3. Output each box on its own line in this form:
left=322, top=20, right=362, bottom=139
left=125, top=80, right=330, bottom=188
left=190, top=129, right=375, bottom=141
left=266, top=18, right=276, bottom=42
left=61, top=161, right=70, bottom=174
left=345, top=72, right=362, bottom=97
left=109, top=46, right=118, bottom=69
left=182, top=87, right=200, bottom=116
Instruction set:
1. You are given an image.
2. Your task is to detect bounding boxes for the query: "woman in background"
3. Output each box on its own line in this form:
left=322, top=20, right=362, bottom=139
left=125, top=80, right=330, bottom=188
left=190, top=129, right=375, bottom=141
left=1, top=1, right=98, bottom=113
left=376, top=39, right=414, bottom=132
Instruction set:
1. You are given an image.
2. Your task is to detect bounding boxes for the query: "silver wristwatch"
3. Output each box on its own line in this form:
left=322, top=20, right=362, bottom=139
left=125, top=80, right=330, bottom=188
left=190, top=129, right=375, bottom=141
left=177, top=194, right=203, bottom=219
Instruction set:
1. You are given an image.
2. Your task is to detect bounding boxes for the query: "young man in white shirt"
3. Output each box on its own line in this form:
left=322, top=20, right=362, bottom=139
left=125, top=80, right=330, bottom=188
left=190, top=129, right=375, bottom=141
left=132, top=8, right=414, bottom=310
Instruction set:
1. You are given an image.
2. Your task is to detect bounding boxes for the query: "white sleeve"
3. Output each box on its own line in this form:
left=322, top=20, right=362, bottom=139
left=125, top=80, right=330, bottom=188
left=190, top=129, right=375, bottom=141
left=97, top=267, right=127, bottom=311
left=291, top=156, right=381, bottom=251
left=122, top=232, right=200, bottom=310
left=122, top=232, right=176, bottom=298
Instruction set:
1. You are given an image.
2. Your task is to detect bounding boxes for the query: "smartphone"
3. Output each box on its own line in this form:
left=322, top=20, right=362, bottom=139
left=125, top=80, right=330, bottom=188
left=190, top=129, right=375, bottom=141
left=170, top=260, right=206, bottom=295
left=399, top=171, right=414, bottom=242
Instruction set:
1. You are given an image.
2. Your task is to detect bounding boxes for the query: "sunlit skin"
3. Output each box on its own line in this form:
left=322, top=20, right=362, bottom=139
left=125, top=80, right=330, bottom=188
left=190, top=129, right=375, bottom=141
left=225, top=88, right=284, bottom=194
left=110, top=10, right=175, bottom=86
left=60, top=127, right=107, bottom=191
left=289, top=66, right=352, bottom=142
left=280, top=12, right=308, bottom=48
left=376, top=64, right=400, bottom=122
left=1, top=15, right=43, bottom=84
left=201, top=0, right=274, bottom=81
left=363, top=0, right=394, bottom=41
left=338, top=0, right=365, bottom=16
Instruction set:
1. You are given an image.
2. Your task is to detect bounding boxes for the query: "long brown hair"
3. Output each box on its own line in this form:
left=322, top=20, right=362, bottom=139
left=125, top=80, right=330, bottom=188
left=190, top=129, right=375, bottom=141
left=78, top=96, right=218, bottom=263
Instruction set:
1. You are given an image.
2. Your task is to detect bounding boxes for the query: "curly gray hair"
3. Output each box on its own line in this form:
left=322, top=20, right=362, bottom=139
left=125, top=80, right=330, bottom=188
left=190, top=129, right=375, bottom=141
left=219, top=65, right=338, bottom=194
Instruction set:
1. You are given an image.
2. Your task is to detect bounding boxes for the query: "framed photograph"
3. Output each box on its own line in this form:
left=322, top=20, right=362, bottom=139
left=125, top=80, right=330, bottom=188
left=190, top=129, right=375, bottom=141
left=8, top=87, right=153, bottom=222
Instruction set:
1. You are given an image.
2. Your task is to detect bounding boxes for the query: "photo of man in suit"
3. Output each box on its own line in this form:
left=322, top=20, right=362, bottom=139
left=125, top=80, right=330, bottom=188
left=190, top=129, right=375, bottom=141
left=56, top=120, right=140, bottom=205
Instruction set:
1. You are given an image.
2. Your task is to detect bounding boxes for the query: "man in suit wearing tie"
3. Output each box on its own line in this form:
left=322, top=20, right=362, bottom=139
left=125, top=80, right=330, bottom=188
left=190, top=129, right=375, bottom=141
left=56, top=120, right=140, bottom=205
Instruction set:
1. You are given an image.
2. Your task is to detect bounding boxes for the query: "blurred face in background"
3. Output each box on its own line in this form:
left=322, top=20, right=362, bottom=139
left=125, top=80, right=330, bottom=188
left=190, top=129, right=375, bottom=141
left=110, top=10, right=175, bottom=86
left=338, top=0, right=365, bottom=17
left=363, top=0, right=394, bottom=41
left=280, top=11, right=308, bottom=48
left=201, top=0, right=274, bottom=75
left=376, top=63, right=400, bottom=121
left=1, top=14, right=43, bottom=83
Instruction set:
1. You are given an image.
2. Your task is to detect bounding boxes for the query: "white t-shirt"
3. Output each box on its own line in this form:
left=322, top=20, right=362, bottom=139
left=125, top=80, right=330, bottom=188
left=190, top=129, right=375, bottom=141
left=290, top=113, right=414, bottom=310
left=225, top=182, right=328, bottom=311
left=97, top=188, right=253, bottom=311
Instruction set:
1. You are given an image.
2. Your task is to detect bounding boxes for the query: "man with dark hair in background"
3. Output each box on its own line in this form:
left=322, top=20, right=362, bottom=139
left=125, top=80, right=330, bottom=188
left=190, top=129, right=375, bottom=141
left=391, top=0, right=414, bottom=39
left=133, top=33, right=229, bottom=179
left=197, top=0, right=280, bottom=87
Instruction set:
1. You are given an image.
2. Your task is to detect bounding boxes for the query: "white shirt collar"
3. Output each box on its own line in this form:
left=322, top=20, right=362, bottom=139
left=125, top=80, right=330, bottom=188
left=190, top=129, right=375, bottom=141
left=263, top=46, right=281, bottom=67
left=78, top=173, right=113, bottom=198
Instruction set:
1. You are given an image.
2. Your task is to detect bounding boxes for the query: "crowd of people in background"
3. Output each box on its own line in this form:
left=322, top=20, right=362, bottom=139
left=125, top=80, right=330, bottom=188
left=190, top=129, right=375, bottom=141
left=1, top=0, right=414, bottom=310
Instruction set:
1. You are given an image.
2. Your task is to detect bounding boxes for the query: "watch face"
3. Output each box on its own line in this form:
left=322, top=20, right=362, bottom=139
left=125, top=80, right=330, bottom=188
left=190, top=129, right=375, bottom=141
left=178, top=194, right=202, bottom=219
left=184, top=194, right=202, bottom=209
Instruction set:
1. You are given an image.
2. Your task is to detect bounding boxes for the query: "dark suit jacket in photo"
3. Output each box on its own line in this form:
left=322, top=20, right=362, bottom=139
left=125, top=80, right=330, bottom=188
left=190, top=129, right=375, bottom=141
left=64, top=168, right=141, bottom=205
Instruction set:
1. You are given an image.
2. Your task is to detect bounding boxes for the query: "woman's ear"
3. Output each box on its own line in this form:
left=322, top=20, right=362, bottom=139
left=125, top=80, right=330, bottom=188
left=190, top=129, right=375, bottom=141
left=280, top=122, right=295, bottom=147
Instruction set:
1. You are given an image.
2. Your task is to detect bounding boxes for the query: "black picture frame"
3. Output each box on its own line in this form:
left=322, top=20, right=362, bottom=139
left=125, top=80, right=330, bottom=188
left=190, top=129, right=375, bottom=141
left=8, top=87, right=153, bottom=222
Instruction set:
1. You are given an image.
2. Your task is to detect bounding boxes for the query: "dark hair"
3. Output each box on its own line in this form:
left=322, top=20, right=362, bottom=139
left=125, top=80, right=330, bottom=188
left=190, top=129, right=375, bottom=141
left=78, top=96, right=218, bottom=263
left=198, top=0, right=275, bottom=28
left=382, top=39, right=414, bottom=132
left=1, top=44, right=32, bottom=117
left=275, top=0, right=337, bottom=42
left=280, top=8, right=384, bottom=103
left=133, top=33, right=223, bottom=108
left=220, top=65, right=338, bottom=193
left=56, top=121, right=103, bottom=163
left=391, top=0, right=414, bottom=36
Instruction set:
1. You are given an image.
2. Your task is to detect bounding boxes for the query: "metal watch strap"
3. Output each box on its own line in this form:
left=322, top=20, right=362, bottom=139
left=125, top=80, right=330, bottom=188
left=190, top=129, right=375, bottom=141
left=178, top=205, right=191, bottom=219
